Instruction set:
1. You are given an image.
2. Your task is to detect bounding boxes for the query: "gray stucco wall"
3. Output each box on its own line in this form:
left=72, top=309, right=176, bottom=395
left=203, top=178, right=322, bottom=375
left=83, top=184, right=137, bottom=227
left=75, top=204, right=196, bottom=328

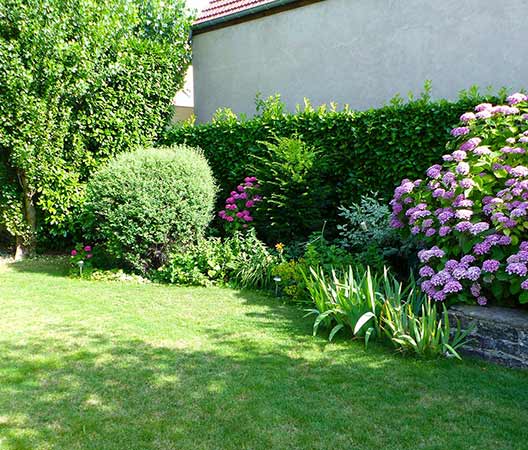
left=192, top=0, right=527, bottom=122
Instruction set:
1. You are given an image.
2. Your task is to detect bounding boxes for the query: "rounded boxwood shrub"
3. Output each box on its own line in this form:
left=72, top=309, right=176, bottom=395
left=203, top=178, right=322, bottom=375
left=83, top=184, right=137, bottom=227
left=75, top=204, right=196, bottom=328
left=83, top=145, right=216, bottom=272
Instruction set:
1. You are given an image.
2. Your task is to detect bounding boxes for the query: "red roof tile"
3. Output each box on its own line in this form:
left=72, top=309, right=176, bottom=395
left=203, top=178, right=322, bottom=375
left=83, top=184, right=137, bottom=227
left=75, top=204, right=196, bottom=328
left=195, top=0, right=278, bottom=25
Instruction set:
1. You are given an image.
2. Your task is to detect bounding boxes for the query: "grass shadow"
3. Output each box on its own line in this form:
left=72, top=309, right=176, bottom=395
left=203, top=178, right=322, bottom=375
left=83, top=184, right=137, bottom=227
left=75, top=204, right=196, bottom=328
left=5, top=256, right=70, bottom=278
left=1, top=326, right=528, bottom=450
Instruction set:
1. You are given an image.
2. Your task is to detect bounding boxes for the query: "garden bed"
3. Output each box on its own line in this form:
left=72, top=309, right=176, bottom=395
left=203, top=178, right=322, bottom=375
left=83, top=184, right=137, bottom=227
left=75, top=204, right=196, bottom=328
left=449, top=305, right=528, bottom=368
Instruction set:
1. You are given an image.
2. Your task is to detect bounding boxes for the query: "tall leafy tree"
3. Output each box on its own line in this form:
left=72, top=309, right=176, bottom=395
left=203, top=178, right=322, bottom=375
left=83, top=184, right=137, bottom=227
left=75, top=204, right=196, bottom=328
left=0, top=0, right=192, bottom=257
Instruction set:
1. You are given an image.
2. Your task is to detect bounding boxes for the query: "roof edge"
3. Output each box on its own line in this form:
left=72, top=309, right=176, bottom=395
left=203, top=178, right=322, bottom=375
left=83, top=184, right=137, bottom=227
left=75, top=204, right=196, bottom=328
left=193, top=0, right=323, bottom=35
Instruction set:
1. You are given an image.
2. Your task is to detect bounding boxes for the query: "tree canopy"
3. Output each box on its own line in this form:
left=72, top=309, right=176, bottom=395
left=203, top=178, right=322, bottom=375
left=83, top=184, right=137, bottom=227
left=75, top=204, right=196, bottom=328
left=0, top=0, right=193, bottom=256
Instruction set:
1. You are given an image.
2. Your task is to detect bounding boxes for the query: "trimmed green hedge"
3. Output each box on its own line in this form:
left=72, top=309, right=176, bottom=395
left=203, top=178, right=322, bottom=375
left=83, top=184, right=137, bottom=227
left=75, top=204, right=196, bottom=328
left=162, top=93, right=500, bottom=241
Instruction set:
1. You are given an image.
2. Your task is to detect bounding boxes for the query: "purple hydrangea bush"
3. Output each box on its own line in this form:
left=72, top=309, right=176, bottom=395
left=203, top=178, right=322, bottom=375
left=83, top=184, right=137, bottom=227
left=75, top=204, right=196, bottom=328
left=391, top=93, right=528, bottom=305
left=218, top=177, right=262, bottom=233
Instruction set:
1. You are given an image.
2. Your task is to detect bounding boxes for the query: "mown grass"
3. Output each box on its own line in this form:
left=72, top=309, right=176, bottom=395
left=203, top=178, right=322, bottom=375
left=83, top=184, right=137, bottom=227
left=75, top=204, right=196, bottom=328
left=0, top=257, right=527, bottom=450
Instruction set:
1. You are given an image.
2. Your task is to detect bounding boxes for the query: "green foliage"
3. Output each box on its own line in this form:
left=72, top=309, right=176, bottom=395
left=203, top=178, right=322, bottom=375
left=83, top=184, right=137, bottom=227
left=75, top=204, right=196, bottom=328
left=337, top=193, right=395, bottom=250
left=155, top=237, right=234, bottom=287
left=304, top=263, right=473, bottom=358
left=83, top=146, right=216, bottom=273
left=0, top=0, right=192, bottom=247
left=272, top=232, right=355, bottom=302
left=381, top=297, right=473, bottom=359
left=252, top=136, right=332, bottom=243
left=226, top=229, right=278, bottom=290
left=337, top=193, right=416, bottom=272
left=155, top=229, right=277, bottom=289
left=304, top=266, right=388, bottom=344
left=163, top=90, right=502, bottom=242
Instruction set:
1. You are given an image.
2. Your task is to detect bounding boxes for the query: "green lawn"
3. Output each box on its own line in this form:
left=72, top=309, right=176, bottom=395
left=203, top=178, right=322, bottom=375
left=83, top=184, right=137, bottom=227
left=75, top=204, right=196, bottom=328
left=0, top=258, right=527, bottom=450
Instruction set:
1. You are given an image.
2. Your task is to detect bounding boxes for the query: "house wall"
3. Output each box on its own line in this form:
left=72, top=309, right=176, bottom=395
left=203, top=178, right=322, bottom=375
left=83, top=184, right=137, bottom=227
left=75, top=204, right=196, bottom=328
left=192, top=0, right=528, bottom=123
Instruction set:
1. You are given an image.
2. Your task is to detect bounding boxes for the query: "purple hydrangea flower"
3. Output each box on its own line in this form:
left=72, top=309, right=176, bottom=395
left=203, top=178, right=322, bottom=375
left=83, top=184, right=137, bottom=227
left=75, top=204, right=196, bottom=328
left=454, top=221, right=472, bottom=232
left=444, top=280, right=463, bottom=293
left=477, top=296, right=488, bottom=306
left=439, top=226, right=451, bottom=237
left=476, top=110, right=492, bottom=120
left=451, top=127, right=470, bottom=137
left=418, top=246, right=445, bottom=263
left=432, top=290, right=447, bottom=302
left=425, top=228, right=436, bottom=237
left=460, top=112, right=476, bottom=122
left=452, top=267, right=467, bottom=280
left=470, top=283, right=481, bottom=297
left=466, top=266, right=481, bottom=281
left=452, top=150, right=467, bottom=161
left=390, top=217, right=404, bottom=228
left=506, top=92, right=528, bottom=105
left=432, top=188, right=446, bottom=198
left=455, top=209, right=473, bottom=220
left=473, top=242, right=492, bottom=255
left=460, top=138, right=482, bottom=152
left=460, top=178, right=475, bottom=189
left=521, top=279, right=528, bottom=290
left=442, top=172, right=456, bottom=184
left=511, top=166, right=528, bottom=177
left=475, top=103, right=492, bottom=112
left=456, top=162, right=470, bottom=176
left=473, top=146, right=491, bottom=156
left=419, top=266, right=435, bottom=278
left=461, top=255, right=476, bottom=265
left=426, top=164, right=442, bottom=179
left=470, top=222, right=490, bottom=235
left=420, top=280, right=435, bottom=296
left=506, top=263, right=528, bottom=276
left=430, top=270, right=452, bottom=286
left=445, top=260, right=459, bottom=272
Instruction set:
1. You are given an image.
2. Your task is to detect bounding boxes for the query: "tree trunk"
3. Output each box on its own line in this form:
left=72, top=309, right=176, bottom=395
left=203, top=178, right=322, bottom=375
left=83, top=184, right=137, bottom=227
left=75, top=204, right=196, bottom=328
left=14, top=171, right=37, bottom=260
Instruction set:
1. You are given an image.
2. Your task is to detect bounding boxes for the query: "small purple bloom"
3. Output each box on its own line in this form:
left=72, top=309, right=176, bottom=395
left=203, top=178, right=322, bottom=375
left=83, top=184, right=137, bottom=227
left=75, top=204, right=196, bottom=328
left=444, top=280, right=463, bottom=294
left=459, top=178, right=475, bottom=189
left=461, top=255, right=476, bottom=265
left=426, top=165, right=442, bottom=179
left=466, top=266, right=481, bottom=281
left=475, top=103, right=492, bottom=112
left=452, top=150, right=467, bottom=161
left=451, top=127, right=470, bottom=137
left=425, top=228, right=436, bottom=237
left=460, top=138, right=481, bottom=152
left=470, top=283, right=481, bottom=297
left=473, top=146, right=491, bottom=156
left=506, top=92, right=528, bottom=105
left=460, top=112, right=476, bottom=122
left=506, top=263, right=528, bottom=276
left=477, top=296, right=488, bottom=306
left=439, top=226, right=451, bottom=237
left=476, top=110, right=492, bottom=120
left=419, top=266, right=435, bottom=278
left=454, top=221, right=472, bottom=232
left=456, top=162, right=470, bottom=176
left=470, top=222, right=490, bottom=235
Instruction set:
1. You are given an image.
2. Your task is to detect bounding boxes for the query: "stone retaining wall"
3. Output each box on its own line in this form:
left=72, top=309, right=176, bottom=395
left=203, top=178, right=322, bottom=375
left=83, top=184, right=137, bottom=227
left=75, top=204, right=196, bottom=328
left=448, top=305, right=528, bottom=368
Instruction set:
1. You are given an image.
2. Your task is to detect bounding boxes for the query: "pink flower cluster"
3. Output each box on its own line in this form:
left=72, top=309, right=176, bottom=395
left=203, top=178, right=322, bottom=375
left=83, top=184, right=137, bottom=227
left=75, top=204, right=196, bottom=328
left=71, top=245, right=92, bottom=258
left=218, top=177, right=262, bottom=230
left=391, top=93, right=528, bottom=306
